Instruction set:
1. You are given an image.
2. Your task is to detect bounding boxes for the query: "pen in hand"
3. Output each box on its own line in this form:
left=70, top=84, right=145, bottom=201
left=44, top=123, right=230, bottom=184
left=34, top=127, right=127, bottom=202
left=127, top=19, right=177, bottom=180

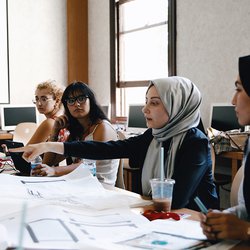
left=194, top=196, right=208, bottom=214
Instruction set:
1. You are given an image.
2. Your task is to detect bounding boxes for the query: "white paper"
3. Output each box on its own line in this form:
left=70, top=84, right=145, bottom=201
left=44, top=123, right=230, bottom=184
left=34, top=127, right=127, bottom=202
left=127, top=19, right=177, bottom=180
left=0, top=204, right=149, bottom=249
left=0, top=166, right=209, bottom=250
left=0, top=224, right=8, bottom=250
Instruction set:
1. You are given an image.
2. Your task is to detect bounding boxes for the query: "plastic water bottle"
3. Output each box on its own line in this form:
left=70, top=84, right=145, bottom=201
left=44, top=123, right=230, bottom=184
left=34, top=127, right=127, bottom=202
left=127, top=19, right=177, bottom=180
left=31, top=156, right=42, bottom=169
left=82, top=159, right=96, bottom=176
left=30, top=156, right=42, bottom=176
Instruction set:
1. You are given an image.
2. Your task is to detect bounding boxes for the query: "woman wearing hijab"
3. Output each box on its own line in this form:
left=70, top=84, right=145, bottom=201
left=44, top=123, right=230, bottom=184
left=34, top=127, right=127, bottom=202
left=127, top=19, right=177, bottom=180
left=199, top=55, right=250, bottom=241
left=10, top=76, right=218, bottom=210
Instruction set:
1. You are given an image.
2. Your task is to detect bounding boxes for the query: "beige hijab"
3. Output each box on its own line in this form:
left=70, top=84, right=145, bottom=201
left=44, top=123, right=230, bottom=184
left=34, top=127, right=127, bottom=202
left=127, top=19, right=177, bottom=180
left=141, top=77, right=202, bottom=196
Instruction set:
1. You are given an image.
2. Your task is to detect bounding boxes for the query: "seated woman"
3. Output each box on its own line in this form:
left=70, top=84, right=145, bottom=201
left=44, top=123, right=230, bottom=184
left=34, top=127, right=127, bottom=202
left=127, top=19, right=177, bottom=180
left=199, top=55, right=250, bottom=241
left=27, top=80, right=64, bottom=144
left=11, top=76, right=219, bottom=210
left=34, top=81, right=119, bottom=186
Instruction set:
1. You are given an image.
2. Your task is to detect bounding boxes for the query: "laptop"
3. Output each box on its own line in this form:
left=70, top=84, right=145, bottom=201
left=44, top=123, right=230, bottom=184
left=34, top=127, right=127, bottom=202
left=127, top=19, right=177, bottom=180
left=1, top=140, right=31, bottom=176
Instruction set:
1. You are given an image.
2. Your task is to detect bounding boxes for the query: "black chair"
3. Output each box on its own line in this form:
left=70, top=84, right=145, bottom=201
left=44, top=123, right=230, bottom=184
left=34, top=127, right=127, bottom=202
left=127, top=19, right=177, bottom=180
left=210, top=143, right=232, bottom=203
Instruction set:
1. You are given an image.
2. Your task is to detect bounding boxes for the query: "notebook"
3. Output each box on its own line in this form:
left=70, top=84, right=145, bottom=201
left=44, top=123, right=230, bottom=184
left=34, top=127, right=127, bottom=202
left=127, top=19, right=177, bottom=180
left=2, top=140, right=31, bottom=176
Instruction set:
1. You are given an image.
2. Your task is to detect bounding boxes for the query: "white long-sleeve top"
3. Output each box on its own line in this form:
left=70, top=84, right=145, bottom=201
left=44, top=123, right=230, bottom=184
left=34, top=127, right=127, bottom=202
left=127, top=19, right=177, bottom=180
left=223, top=138, right=249, bottom=221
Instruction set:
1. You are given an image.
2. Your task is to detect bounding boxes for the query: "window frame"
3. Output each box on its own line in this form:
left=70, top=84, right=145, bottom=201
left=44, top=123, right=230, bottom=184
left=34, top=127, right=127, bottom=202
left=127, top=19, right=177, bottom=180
left=109, top=0, right=176, bottom=119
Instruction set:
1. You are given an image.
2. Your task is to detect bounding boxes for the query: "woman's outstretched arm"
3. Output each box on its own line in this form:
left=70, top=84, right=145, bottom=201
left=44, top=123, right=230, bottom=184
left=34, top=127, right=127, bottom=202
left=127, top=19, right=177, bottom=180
left=9, top=142, right=64, bottom=162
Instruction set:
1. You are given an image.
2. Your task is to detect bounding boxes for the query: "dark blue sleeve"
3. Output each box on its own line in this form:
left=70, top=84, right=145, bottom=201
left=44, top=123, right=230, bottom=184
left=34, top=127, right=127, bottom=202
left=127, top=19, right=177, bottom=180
left=64, top=129, right=152, bottom=164
left=171, top=130, right=218, bottom=210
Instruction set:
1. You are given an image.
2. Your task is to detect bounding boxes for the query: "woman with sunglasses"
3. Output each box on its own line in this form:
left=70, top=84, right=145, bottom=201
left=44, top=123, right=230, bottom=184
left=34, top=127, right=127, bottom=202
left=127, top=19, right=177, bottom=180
left=33, top=81, right=119, bottom=186
left=27, top=80, right=64, bottom=144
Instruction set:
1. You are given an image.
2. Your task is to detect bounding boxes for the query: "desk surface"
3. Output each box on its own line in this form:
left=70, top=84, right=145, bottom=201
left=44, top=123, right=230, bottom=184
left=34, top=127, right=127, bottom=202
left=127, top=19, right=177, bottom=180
left=110, top=185, right=250, bottom=249
left=0, top=131, right=13, bottom=140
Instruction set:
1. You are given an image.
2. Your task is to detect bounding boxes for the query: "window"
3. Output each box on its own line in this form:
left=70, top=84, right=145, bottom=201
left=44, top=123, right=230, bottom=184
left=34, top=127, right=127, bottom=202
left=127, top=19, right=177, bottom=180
left=110, top=0, right=176, bottom=118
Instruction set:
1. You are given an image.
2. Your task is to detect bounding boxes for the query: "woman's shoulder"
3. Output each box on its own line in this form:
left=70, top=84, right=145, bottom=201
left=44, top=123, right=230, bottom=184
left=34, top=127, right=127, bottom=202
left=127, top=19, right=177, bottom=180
left=92, top=119, right=117, bottom=141
left=34, top=118, right=56, bottom=135
left=179, top=128, right=210, bottom=155
left=27, top=118, right=56, bottom=144
left=185, top=127, right=209, bottom=141
left=39, top=117, right=56, bottom=128
left=94, top=119, right=116, bottom=132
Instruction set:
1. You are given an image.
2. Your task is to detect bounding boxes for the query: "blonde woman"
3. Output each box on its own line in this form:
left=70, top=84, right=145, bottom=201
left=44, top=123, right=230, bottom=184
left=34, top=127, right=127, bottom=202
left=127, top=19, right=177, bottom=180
left=27, top=80, right=64, bottom=144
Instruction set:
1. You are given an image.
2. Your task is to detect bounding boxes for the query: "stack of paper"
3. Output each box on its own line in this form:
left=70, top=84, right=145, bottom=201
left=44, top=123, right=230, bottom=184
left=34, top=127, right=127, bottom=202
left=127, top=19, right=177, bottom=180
left=0, top=167, right=209, bottom=250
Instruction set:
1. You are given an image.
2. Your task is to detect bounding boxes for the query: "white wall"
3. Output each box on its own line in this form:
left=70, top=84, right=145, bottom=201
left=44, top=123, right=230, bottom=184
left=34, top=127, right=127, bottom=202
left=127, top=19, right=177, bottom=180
left=7, top=0, right=67, bottom=107
left=4, top=0, right=250, bottom=130
left=177, top=0, right=250, bottom=130
left=0, top=0, right=9, bottom=103
left=88, top=0, right=111, bottom=106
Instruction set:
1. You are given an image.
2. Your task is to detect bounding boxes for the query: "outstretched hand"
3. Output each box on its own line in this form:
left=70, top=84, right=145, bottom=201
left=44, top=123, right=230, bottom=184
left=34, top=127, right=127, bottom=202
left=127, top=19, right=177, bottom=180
left=9, top=142, right=64, bottom=162
left=9, top=143, right=46, bottom=162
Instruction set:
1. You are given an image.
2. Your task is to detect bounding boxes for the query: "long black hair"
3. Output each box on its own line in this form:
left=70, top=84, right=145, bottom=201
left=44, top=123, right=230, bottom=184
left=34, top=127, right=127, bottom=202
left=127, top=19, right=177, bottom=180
left=62, top=81, right=108, bottom=141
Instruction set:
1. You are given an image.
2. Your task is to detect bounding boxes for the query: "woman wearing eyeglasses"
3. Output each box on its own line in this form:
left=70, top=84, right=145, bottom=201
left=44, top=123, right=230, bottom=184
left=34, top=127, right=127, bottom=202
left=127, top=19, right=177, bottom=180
left=33, top=81, right=119, bottom=186
left=27, top=80, right=64, bottom=145
left=12, top=77, right=219, bottom=210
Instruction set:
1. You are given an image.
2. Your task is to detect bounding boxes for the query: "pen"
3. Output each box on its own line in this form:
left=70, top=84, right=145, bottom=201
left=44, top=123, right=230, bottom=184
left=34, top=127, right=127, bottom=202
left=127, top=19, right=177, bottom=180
left=194, top=196, right=208, bottom=214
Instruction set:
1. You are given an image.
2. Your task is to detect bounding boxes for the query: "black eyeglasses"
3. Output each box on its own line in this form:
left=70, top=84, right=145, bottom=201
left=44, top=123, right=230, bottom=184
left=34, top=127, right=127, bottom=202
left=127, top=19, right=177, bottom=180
left=65, top=95, right=88, bottom=106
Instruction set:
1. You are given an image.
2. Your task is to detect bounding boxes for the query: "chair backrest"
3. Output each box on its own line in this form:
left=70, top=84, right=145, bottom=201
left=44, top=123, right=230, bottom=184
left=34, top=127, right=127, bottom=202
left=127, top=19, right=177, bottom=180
left=230, top=165, right=244, bottom=207
left=13, top=122, right=38, bottom=145
left=115, top=131, right=126, bottom=189
left=210, top=142, right=231, bottom=188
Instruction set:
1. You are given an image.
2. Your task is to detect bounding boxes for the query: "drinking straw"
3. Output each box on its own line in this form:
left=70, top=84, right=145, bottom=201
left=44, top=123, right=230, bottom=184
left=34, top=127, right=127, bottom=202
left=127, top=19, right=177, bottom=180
left=160, top=147, right=164, bottom=181
left=160, top=147, right=164, bottom=198
left=17, top=202, right=27, bottom=250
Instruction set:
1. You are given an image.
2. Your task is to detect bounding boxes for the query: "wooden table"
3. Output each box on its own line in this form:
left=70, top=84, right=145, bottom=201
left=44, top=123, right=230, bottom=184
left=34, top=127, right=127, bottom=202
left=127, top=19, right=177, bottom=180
left=218, top=151, right=244, bottom=181
left=0, top=132, right=13, bottom=141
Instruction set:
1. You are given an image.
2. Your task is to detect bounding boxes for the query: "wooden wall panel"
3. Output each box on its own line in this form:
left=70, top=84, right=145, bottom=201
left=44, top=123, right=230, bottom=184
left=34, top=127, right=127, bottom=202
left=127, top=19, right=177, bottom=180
left=67, top=0, right=88, bottom=84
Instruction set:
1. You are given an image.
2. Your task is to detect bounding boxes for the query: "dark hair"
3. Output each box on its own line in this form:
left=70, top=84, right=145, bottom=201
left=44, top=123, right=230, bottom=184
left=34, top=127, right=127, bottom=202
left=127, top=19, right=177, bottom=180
left=239, top=55, right=250, bottom=97
left=62, top=81, right=108, bottom=141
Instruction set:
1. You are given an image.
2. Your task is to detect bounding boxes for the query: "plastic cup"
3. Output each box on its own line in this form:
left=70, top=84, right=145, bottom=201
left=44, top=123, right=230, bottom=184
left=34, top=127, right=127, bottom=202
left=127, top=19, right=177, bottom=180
left=150, top=178, right=175, bottom=212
